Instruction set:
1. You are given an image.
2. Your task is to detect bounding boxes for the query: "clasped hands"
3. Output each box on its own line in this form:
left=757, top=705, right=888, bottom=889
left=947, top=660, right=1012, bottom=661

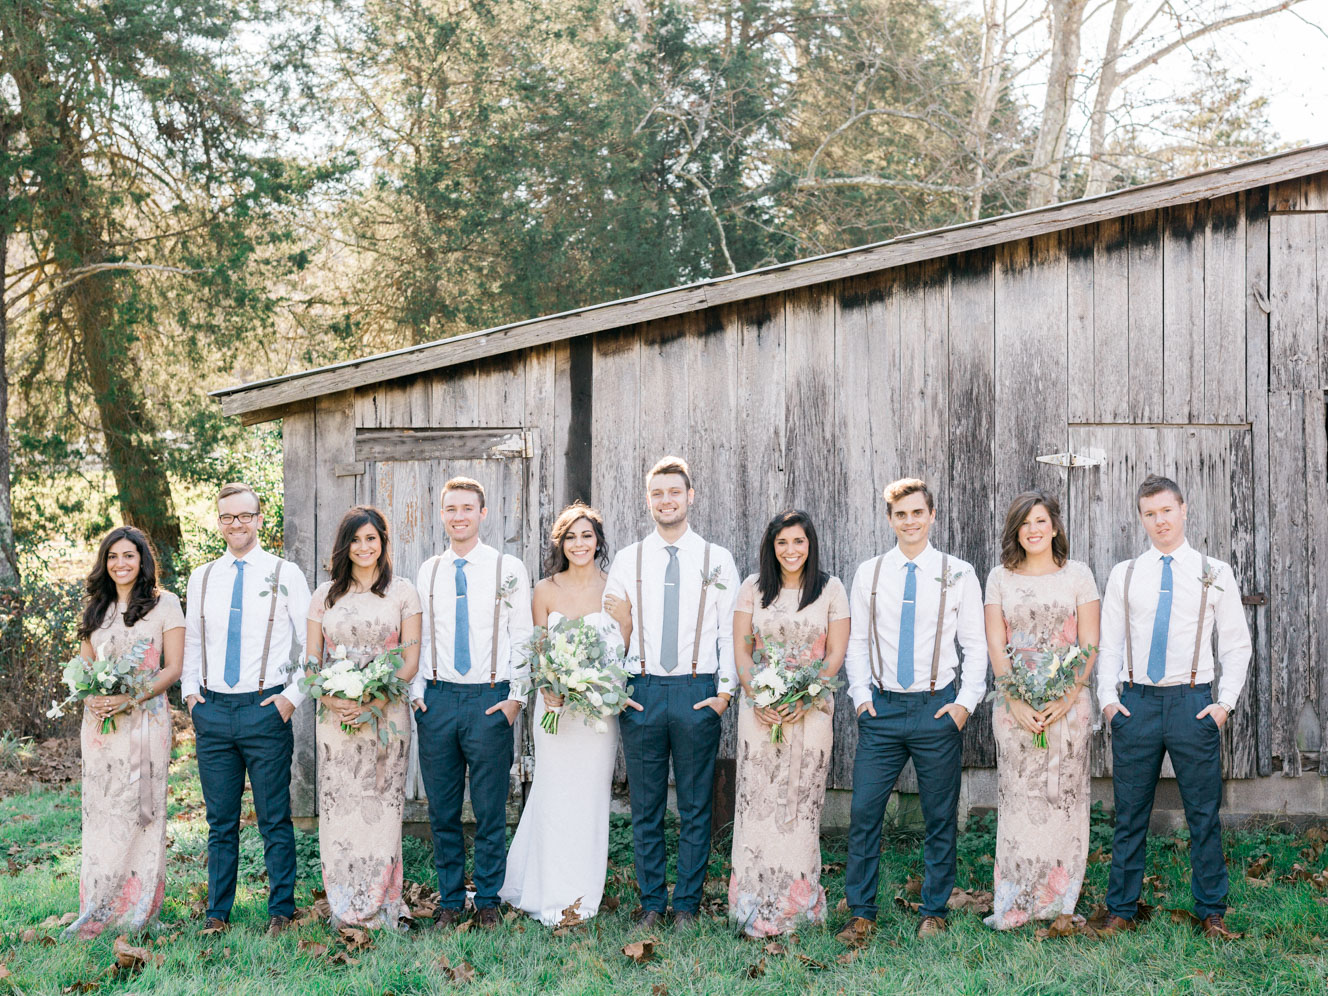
left=88, top=694, right=134, bottom=722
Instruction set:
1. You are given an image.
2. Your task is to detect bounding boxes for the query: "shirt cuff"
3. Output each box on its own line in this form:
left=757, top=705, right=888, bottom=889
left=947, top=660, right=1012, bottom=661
left=850, top=686, right=874, bottom=711
left=181, top=681, right=200, bottom=700
left=955, top=687, right=984, bottom=715
left=279, top=686, right=306, bottom=710
left=1097, top=688, right=1121, bottom=712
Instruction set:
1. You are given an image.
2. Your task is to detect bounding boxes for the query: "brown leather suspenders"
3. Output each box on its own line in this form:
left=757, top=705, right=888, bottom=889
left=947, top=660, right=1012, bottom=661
left=199, top=559, right=282, bottom=692
left=868, top=553, right=949, bottom=693
left=427, top=551, right=505, bottom=686
left=1123, top=553, right=1211, bottom=689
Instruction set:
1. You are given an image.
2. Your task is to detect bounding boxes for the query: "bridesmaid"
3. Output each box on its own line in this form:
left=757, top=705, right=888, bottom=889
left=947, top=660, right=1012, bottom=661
left=983, top=491, right=1100, bottom=930
left=65, top=526, right=184, bottom=939
left=728, top=510, right=849, bottom=937
left=305, top=506, right=421, bottom=930
left=500, top=503, right=631, bottom=925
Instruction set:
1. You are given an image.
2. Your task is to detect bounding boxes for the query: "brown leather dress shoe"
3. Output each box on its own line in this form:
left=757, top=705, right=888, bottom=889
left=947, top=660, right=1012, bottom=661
left=916, top=915, right=948, bottom=938
left=1096, top=915, right=1138, bottom=937
left=672, top=911, right=698, bottom=929
left=266, top=915, right=293, bottom=937
left=1200, top=914, right=1239, bottom=940
left=633, top=909, right=665, bottom=931
left=475, top=906, right=502, bottom=928
left=834, top=916, right=877, bottom=945
left=433, top=908, right=465, bottom=930
left=199, top=917, right=229, bottom=935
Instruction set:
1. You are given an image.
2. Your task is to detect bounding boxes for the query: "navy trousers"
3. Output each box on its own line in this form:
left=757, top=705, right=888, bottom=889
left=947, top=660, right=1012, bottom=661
left=1106, top=682, right=1228, bottom=920
left=192, top=685, right=297, bottom=921
left=619, top=674, right=723, bottom=914
left=415, top=680, right=515, bottom=910
left=845, top=684, right=963, bottom=921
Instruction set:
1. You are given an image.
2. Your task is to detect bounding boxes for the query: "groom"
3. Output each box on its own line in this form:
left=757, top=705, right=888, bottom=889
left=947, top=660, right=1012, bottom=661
left=1096, top=474, right=1250, bottom=940
left=839, top=478, right=987, bottom=942
left=603, top=456, right=739, bottom=931
left=412, top=477, right=533, bottom=929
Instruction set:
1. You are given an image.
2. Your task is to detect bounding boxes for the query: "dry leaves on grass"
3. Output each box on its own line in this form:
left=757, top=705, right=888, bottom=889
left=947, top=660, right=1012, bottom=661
left=795, top=954, right=829, bottom=970
left=1245, top=854, right=1273, bottom=886
left=621, top=940, right=656, bottom=964
left=552, top=898, right=586, bottom=937
left=651, top=985, right=669, bottom=996
left=1278, top=864, right=1328, bottom=889
left=337, top=926, right=374, bottom=952
left=763, top=941, right=787, bottom=955
left=946, top=888, right=994, bottom=915
left=1033, top=914, right=1087, bottom=940
left=745, top=957, right=766, bottom=979
left=436, top=954, right=477, bottom=984
left=0, top=964, right=10, bottom=980
left=1086, top=847, right=1109, bottom=865
left=297, top=939, right=328, bottom=958
left=402, top=880, right=440, bottom=921
left=836, top=949, right=862, bottom=965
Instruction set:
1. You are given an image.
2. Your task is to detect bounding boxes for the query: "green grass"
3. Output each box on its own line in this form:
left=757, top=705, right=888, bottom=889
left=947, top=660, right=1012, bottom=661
left=1, top=745, right=1327, bottom=995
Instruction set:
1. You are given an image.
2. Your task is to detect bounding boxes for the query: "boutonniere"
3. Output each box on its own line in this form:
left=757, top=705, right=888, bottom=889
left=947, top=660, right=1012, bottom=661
left=1198, top=565, right=1224, bottom=592
left=701, top=566, right=727, bottom=592
left=935, top=565, right=967, bottom=590
left=496, top=573, right=520, bottom=608
left=259, top=570, right=288, bottom=598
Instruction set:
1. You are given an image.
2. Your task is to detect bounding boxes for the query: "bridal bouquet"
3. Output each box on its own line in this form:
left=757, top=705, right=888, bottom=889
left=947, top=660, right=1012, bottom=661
left=300, top=644, right=410, bottom=745
left=46, top=639, right=154, bottom=734
left=989, top=644, right=1094, bottom=748
left=525, top=617, right=633, bottom=735
left=748, top=637, right=843, bottom=744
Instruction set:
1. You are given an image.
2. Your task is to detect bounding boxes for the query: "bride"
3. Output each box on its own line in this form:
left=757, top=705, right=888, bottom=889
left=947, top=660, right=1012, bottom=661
left=500, top=502, right=631, bottom=925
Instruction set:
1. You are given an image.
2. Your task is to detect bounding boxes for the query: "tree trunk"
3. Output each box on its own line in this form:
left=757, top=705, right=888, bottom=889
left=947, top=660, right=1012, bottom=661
left=1084, top=0, right=1131, bottom=198
left=0, top=161, right=18, bottom=592
left=1028, top=0, right=1088, bottom=208
left=968, top=0, right=1009, bottom=220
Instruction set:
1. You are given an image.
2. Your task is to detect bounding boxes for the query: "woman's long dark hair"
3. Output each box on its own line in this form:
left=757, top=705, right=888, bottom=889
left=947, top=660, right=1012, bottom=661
left=757, top=510, right=828, bottom=611
left=999, top=491, right=1070, bottom=569
left=79, top=526, right=162, bottom=639
left=326, top=506, right=393, bottom=608
left=544, top=502, right=610, bottom=577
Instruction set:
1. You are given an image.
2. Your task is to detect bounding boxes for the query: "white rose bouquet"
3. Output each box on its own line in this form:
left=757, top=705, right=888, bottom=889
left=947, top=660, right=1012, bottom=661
left=748, top=636, right=843, bottom=744
left=46, top=638, right=154, bottom=734
left=988, top=644, right=1095, bottom=748
left=299, top=644, right=410, bottom=745
left=524, top=617, right=633, bottom=735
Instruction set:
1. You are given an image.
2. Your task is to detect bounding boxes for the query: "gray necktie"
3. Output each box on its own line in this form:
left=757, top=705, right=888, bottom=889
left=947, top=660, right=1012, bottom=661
left=660, top=545, right=680, bottom=672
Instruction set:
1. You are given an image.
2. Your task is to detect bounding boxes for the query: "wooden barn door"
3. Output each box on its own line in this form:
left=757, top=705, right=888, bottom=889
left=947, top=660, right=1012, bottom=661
left=350, top=428, right=541, bottom=813
left=1066, top=425, right=1259, bottom=779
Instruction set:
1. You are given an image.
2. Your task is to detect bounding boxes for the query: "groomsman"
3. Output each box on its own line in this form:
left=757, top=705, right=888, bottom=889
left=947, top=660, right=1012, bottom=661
left=839, top=478, right=987, bottom=942
left=183, top=482, right=312, bottom=935
left=1096, top=474, right=1250, bottom=940
left=603, top=456, right=739, bottom=931
left=412, top=477, right=533, bottom=929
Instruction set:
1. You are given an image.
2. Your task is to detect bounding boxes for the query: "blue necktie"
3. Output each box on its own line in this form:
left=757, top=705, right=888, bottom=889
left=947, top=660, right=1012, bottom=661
left=224, top=560, right=245, bottom=687
left=660, top=546, right=681, bottom=672
left=897, top=563, right=918, bottom=688
left=454, top=558, right=471, bottom=675
left=1146, top=555, right=1174, bottom=683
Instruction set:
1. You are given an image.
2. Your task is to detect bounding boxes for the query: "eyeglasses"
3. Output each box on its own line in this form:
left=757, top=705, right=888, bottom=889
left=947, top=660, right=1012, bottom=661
left=218, top=512, right=259, bottom=525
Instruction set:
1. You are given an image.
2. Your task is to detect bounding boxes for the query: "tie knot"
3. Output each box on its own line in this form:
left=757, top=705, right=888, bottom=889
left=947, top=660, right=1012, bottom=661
left=1161, top=555, right=1173, bottom=565
left=905, top=562, right=917, bottom=573
left=455, top=558, right=468, bottom=569
left=665, top=545, right=678, bottom=556
left=234, top=559, right=246, bottom=570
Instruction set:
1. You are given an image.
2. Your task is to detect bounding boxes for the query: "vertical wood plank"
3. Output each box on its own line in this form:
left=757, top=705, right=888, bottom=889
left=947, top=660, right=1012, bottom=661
left=430, top=366, right=479, bottom=426
left=896, top=264, right=928, bottom=480
left=1303, top=391, right=1328, bottom=773
left=314, top=391, right=357, bottom=586
left=1246, top=190, right=1274, bottom=776
left=475, top=354, right=526, bottom=427
left=1268, top=391, right=1307, bottom=776
left=685, top=309, right=740, bottom=557
left=922, top=265, right=951, bottom=550
left=524, top=344, right=559, bottom=569
left=948, top=250, right=997, bottom=767
left=783, top=286, right=838, bottom=555
left=1224, top=427, right=1258, bottom=779
left=1066, top=226, right=1095, bottom=423
left=1162, top=202, right=1205, bottom=423
left=1269, top=213, right=1319, bottom=390
left=282, top=407, right=318, bottom=819
left=1318, top=213, right=1328, bottom=390
left=591, top=329, right=643, bottom=557
left=1092, top=218, right=1132, bottom=422
left=1204, top=194, right=1247, bottom=423
left=1128, top=210, right=1165, bottom=422
left=734, top=298, right=787, bottom=567
left=993, top=234, right=1067, bottom=504
left=637, top=314, right=690, bottom=471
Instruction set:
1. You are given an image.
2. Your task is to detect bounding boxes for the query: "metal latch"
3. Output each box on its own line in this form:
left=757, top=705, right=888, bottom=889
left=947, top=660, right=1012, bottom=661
left=1036, top=450, right=1105, bottom=468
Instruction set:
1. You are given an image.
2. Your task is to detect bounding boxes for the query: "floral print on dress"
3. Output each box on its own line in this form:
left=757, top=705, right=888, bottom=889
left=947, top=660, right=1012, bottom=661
left=729, top=575, right=848, bottom=937
left=64, top=592, right=184, bottom=940
left=983, top=562, right=1099, bottom=931
left=308, top=577, right=422, bottom=930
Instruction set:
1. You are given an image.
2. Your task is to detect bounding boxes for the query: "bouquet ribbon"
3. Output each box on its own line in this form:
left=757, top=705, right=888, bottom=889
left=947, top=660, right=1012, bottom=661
left=778, top=719, right=804, bottom=828
left=127, top=705, right=155, bottom=827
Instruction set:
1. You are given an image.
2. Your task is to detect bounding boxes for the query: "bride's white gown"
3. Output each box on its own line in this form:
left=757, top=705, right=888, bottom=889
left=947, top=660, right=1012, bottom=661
left=500, top=611, right=621, bottom=925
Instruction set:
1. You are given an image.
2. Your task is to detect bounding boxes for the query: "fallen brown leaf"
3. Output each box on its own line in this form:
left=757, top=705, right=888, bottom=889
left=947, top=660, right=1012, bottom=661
left=834, top=897, right=849, bottom=914
left=337, top=926, right=373, bottom=951
left=1245, top=854, right=1272, bottom=880
left=1086, top=847, right=1108, bottom=865
left=622, top=940, right=655, bottom=964
left=0, top=964, right=9, bottom=980
left=651, top=985, right=669, bottom=996
left=297, top=939, right=328, bottom=957
left=745, top=957, right=766, bottom=979
left=113, top=934, right=163, bottom=971
left=947, top=888, right=994, bottom=915
left=552, top=898, right=585, bottom=936
left=328, top=951, right=359, bottom=967
left=763, top=941, right=786, bottom=955
left=600, top=894, right=621, bottom=912
left=1168, top=908, right=1201, bottom=926
left=836, top=949, right=862, bottom=965
left=436, top=954, right=477, bottom=984
left=795, top=954, right=829, bottom=970
left=19, top=928, right=36, bottom=943
left=903, top=874, right=922, bottom=896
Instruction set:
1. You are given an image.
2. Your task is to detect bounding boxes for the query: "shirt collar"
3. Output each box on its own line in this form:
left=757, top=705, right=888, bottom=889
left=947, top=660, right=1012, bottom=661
left=221, top=543, right=266, bottom=569
left=1145, top=540, right=1192, bottom=564
left=885, top=542, right=936, bottom=571
left=645, top=525, right=697, bottom=552
left=445, top=542, right=494, bottom=565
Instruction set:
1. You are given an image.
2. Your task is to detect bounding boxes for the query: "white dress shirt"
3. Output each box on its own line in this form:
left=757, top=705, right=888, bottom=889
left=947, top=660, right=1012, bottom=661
left=603, top=526, right=739, bottom=695
left=844, top=544, right=988, bottom=713
left=412, top=543, right=533, bottom=703
left=1095, top=541, right=1251, bottom=712
left=182, top=545, right=312, bottom=708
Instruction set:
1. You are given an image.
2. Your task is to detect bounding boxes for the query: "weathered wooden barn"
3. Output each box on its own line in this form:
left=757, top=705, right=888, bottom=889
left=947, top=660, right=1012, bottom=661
left=216, top=144, right=1328, bottom=827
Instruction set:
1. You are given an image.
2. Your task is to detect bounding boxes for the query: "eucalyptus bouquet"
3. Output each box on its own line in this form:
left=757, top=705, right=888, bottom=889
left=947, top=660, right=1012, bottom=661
left=748, top=637, right=843, bottom=744
left=300, top=645, right=410, bottom=745
left=988, top=644, right=1095, bottom=748
left=525, top=617, right=633, bottom=735
left=46, top=639, right=154, bottom=734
